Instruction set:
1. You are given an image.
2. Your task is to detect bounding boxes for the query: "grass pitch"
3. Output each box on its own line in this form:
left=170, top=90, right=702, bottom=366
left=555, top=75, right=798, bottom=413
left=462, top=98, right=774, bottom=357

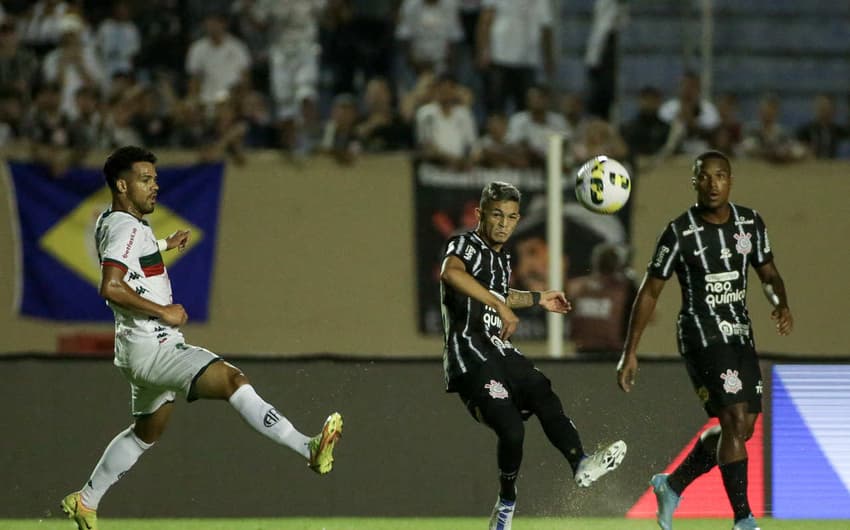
left=1, top=518, right=847, bottom=530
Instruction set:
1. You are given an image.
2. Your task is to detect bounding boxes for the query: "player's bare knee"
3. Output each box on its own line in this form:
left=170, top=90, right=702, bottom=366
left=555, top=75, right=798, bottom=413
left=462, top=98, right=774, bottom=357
left=224, top=363, right=249, bottom=395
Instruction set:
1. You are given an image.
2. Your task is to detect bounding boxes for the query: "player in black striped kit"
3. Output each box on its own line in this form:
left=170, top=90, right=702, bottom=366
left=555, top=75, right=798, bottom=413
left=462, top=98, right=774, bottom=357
left=617, top=151, right=793, bottom=530
left=441, top=181, right=626, bottom=530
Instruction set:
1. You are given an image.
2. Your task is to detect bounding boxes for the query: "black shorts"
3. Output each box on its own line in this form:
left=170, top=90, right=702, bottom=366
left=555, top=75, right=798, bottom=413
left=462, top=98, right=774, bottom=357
left=455, top=353, right=551, bottom=422
left=684, top=344, right=763, bottom=418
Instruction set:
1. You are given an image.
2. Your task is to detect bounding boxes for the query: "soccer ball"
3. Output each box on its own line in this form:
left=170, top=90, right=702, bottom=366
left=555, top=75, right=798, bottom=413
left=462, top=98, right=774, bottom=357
left=575, top=155, right=632, bottom=214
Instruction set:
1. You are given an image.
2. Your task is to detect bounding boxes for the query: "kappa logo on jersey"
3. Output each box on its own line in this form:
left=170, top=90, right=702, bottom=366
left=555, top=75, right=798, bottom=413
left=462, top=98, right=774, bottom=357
left=720, top=248, right=732, bottom=260
left=485, top=379, right=509, bottom=399
left=721, top=369, right=743, bottom=394
left=263, top=408, right=282, bottom=427
left=464, top=244, right=476, bottom=261
left=654, top=245, right=670, bottom=267
left=734, top=232, right=752, bottom=255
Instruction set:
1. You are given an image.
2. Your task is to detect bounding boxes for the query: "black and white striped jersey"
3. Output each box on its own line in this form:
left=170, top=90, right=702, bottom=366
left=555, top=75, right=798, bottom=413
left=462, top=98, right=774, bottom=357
left=441, top=230, right=521, bottom=391
left=647, top=203, right=773, bottom=355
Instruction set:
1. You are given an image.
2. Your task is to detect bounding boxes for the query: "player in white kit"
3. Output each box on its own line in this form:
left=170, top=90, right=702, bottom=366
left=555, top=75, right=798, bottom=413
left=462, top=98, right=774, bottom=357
left=61, top=146, right=343, bottom=530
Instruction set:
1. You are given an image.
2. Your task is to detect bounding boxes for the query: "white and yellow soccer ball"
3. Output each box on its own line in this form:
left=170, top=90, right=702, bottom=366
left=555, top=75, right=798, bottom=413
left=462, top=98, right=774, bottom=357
left=575, top=155, right=632, bottom=214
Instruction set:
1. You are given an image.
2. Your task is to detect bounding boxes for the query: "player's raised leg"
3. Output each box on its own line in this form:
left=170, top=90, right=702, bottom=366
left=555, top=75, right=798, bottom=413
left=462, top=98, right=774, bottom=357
left=525, top=374, right=627, bottom=488
left=62, top=402, right=173, bottom=530
left=190, top=360, right=343, bottom=473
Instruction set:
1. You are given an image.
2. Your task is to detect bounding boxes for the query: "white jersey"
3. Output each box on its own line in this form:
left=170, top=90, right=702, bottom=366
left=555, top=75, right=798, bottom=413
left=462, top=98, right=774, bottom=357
left=253, top=0, right=325, bottom=53
left=94, top=209, right=181, bottom=367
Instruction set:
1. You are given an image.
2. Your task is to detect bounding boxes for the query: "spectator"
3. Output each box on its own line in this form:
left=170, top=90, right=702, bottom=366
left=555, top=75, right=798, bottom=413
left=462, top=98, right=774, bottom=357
left=231, top=0, right=271, bottom=94
left=27, top=81, right=79, bottom=176
left=355, top=77, right=411, bottom=152
left=506, top=84, right=570, bottom=167
left=400, top=69, right=436, bottom=124
left=712, top=92, right=743, bottom=155
left=0, top=86, right=26, bottom=146
left=320, top=93, right=361, bottom=165
left=66, top=85, right=103, bottom=152
left=319, top=0, right=358, bottom=95
left=584, top=0, right=628, bottom=120
left=561, top=91, right=588, bottom=136
left=414, top=74, right=479, bottom=170
left=131, top=87, right=173, bottom=148
left=658, top=71, right=719, bottom=154
left=571, top=117, right=628, bottom=165
left=567, top=243, right=636, bottom=360
left=478, top=111, right=528, bottom=168
left=134, top=0, right=185, bottom=77
left=395, top=0, right=463, bottom=77
left=476, top=0, right=554, bottom=114
left=199, top=95, right=248, bottom=164
left=248, top=0, right=326, bottom=153
left=0, top=17, right=40, bottom=98
left=95, top=1, right=140, bottom=82
left=232, top=85, right=275, bottom=148
left=20, top=0, right=74, bottom=55
left=620, top=85, right=670, bottom=156
left=170, top=99, right=206, bottom=148
left=185, top=12, right=251, bottom=107
left=740, top=93, right=807, bottom=163
left=101, top=88, right=144, bottom=149
left=796, top=93, right=848, bottom=159
left=41, top=13, right=105, bottom=120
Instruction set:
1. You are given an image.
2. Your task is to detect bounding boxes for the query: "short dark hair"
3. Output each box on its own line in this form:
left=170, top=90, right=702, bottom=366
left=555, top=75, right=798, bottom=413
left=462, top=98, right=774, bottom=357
left=480, top=181, right=521, bottom=210
left=692, top=150, right=731, bottom=178
left=103, top=146, right=157, bottom=191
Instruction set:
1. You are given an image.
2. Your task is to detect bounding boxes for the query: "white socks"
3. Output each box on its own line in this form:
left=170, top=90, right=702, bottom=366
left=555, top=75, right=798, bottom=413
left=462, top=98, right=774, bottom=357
left=81, top=426, right=153, bottom=510
left=228, top=384, right=311, bottom=459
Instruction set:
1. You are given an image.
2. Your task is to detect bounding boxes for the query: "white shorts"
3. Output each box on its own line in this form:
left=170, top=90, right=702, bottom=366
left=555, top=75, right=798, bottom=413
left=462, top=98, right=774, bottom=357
left=118, top=338, right=221, bottom=416
left=270, top=45, right=319, bottom=120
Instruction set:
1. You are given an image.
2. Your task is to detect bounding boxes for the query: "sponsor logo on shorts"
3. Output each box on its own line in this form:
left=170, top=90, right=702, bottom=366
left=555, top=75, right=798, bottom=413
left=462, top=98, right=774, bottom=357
left=721, top=369, right=743, bottom=394
left=719, top=320, right=750, bottom=337
left=263, top=408, right=282, bottom=427
left=734, top=232, right=752, bottom=255
left=485, top=379, right=509, bottom=400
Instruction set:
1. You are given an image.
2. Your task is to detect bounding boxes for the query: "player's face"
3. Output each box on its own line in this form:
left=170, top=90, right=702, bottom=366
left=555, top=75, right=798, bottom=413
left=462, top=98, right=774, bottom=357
left=476, top=200, right=520, bottom=249
left=120, top=161, right=159, bottom=216
left=693, top=157, right=731, bottom=209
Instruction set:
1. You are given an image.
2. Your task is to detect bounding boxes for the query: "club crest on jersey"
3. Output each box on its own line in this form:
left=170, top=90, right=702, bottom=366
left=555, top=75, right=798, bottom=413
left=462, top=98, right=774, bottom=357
left=734, top=232, right=752, bottom=255
left=485, top=379, right=509, bottom=399
left=721, top=369, right=743, bottom=394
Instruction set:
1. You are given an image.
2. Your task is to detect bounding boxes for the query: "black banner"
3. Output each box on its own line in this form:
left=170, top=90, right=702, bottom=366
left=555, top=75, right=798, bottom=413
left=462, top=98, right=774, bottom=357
left=414, top=161, right=632, bottom=339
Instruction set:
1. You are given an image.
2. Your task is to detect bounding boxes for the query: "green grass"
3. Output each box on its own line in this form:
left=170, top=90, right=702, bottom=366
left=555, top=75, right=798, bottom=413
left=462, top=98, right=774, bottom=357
left=2, top=518, right=848, bottom=530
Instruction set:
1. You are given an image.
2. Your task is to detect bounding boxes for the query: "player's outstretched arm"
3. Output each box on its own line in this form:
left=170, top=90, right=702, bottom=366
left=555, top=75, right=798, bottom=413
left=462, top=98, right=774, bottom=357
left=163, top=229, right=191, bottom=252
left=99, top=265, right=188, bottom=326
left=441, top=255, right=518, bottom=339
left=756, top=260, right=793, bottom=336
left=507, top=289, right=572, bottom=314
left=617, top=274, right=666, bottom=393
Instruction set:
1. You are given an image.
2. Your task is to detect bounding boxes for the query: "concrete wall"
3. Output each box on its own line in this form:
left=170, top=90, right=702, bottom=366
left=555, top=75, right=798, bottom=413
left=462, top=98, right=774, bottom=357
left=2, top=357, right=728, bottom=518
left=1, top=152, right=848, bottom=357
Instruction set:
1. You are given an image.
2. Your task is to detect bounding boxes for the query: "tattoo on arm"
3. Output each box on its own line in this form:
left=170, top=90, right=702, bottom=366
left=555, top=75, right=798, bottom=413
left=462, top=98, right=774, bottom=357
left=507, top=289, right=534, bottom=309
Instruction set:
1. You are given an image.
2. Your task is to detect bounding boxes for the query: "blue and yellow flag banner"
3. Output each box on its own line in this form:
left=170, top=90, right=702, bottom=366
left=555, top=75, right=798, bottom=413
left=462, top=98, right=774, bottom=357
left=7, top=161, right=224, bottom=321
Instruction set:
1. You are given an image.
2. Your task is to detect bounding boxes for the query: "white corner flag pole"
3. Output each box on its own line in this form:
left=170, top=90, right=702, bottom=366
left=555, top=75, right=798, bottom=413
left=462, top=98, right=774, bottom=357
left=546, top=133, right=564, bottom=358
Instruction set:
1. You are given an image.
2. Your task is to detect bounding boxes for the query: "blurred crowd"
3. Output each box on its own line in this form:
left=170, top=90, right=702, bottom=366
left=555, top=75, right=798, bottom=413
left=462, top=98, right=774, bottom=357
left=0, top=0, right=848, bottom=176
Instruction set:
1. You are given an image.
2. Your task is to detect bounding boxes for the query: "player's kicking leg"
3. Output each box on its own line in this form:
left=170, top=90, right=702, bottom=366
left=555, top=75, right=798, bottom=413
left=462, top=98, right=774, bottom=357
left=525, top=372, right=627, bottom=488
left=191, top=360, right=343, bottom=474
